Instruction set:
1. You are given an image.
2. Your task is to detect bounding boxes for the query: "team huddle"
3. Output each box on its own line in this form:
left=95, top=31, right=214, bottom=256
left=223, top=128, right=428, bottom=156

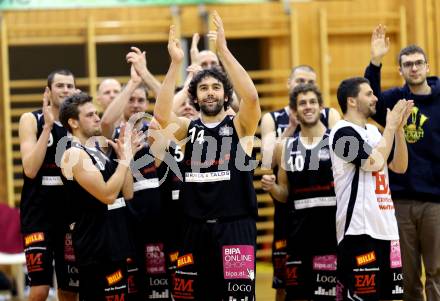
left=19, top=12, right=440, bottom=301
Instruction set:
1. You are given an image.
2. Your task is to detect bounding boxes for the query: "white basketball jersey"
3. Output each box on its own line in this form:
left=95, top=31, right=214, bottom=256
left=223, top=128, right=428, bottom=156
left=329, top=120, right=399, bottom=244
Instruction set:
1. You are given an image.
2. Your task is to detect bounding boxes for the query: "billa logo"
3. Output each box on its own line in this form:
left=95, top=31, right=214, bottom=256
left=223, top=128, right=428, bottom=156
left=106, top=270, right=123, bottom=286
left=275, top=240, right=287, bottom=250
left=356, top=251, right=376, bottom=266
left=24, top=232, right=45, bottom=246
left=177, top=254, right=194, bottom=268
left=169, top=252, right=179, bottom=263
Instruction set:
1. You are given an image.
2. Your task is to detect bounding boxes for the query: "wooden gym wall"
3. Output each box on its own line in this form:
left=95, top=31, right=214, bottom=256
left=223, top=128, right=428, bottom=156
left=0, top=0, right=438, bottom=259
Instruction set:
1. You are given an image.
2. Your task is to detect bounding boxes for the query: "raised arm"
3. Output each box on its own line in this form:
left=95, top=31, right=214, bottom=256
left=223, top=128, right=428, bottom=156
left=172, top=64, right=202, bottom=114
left=128, top=46, right=161, bottom=97
left=370, top=24, right=390, bottom=67
left=100, top=65, right=141, bottom=138
left=365, top=24, right=390, bottom=126
left=209, top=11, right=260, bottom=137
left=190, top=33, right=200, bottom=65
left=19, top=88, right=53, bottom=179
left=154, top=25, right=190, bottom=141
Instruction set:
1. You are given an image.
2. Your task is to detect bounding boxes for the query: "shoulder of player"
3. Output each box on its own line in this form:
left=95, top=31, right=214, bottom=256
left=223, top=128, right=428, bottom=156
left=19, top=112, right=38, bottom=135
left=260, top=112, right=276, bottom=132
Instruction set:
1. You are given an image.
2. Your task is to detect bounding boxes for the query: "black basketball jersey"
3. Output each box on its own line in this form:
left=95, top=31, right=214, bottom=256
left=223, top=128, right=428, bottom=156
left=63, top=142, right=134, bottom=266
left=270, top=107, right=290, bottom=138
left=180, top=116, right=257, bottom=220
left=158, top=142, right=185, bottom=250
left=284, top=129, right=337, bottom=254
left=114, top=123, right=162, bottom=223
left=20, top=110, right=69, bottom=233
left=159, top=141, right=184, bottom=214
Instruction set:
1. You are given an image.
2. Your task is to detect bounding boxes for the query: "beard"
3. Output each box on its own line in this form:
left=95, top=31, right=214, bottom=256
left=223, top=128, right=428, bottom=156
left=83, top=127, right=102, bottom=138
left=199, top=96, right=225, bottom=116
left=297, top=113, right=320, bottom=128
left=357, top=103, right=376, bottom=119
left=368, top=106, right=376, bottom=118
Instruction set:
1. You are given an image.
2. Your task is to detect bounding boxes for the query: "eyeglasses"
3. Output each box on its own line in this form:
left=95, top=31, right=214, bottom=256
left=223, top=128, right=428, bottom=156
left=401, top=60, right=426, bottom=69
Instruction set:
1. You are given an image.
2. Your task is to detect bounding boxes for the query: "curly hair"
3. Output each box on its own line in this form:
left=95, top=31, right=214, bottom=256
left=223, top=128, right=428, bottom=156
left=289, top=83, right=323, bottom=110
left=187, top=68, right=233, bottom=111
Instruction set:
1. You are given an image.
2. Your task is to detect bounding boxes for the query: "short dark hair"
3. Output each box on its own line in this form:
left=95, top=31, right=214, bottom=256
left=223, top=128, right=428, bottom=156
left=187, top=68, right=233, bottom=111
left=288, top=65, right=316, bottom=81
left=47, top=69, right=75, bottom=89
left=398, top=45, right=427, bottom=66
left=289, top=84, right=323, bottom=110
left=336, top=77, right=370, bottom=114
left=60, top=92, right=93, bottom=132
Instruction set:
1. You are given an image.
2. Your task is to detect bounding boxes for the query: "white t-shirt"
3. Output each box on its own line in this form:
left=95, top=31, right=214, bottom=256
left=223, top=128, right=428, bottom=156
left=329, top=120, right=399, bottom=244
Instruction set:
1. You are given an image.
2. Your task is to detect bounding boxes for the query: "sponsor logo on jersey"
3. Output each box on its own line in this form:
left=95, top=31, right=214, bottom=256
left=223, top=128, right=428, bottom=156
left=314, top=286, right=336, bottom=296
left=392, top=284, right=404, bottom=295
left=354, top=273, right=376, bottom=294
left=185, top=171, right=231, bottom=183
left=223, top=245, right=254, bottom=280
left=318, top=148, right=330, bottom=160
left=227, top=282, right=252, bottom=292
left=64, top=233, right=76, bottom=262
left=106, top=270, right=123, bottom=286
left=356, top=251, right=376, bottom=266
left=275, top=239, right=287, bottom=250
left=177, top=254, right=194, bottom=268
left=145, top=243, right=166, bottom=274
left=219, top=125, right=233, bottom=136
left=313, top=255, right=337, bottom=271
left=286, top=266, right=298, bottom=286
left=26, top=252, right=44, bottom=272
left=173, top=276, right=194, bottom=298
left=104, top=294, right=125, bottom=301
left=316, top=274, right=337, bottom=283
left=393, top=272, right=403, bottom=281
left=69, top=278, right=79, bottom=288
left=149, top=278, right=168, bottom=287
left=24, top=232, right=45, bottom=246
left=148, top=289, right=170, bottom=299
left=169, top=251, right=179, bottom=263
left=390, top=240, right=402, bottom=268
